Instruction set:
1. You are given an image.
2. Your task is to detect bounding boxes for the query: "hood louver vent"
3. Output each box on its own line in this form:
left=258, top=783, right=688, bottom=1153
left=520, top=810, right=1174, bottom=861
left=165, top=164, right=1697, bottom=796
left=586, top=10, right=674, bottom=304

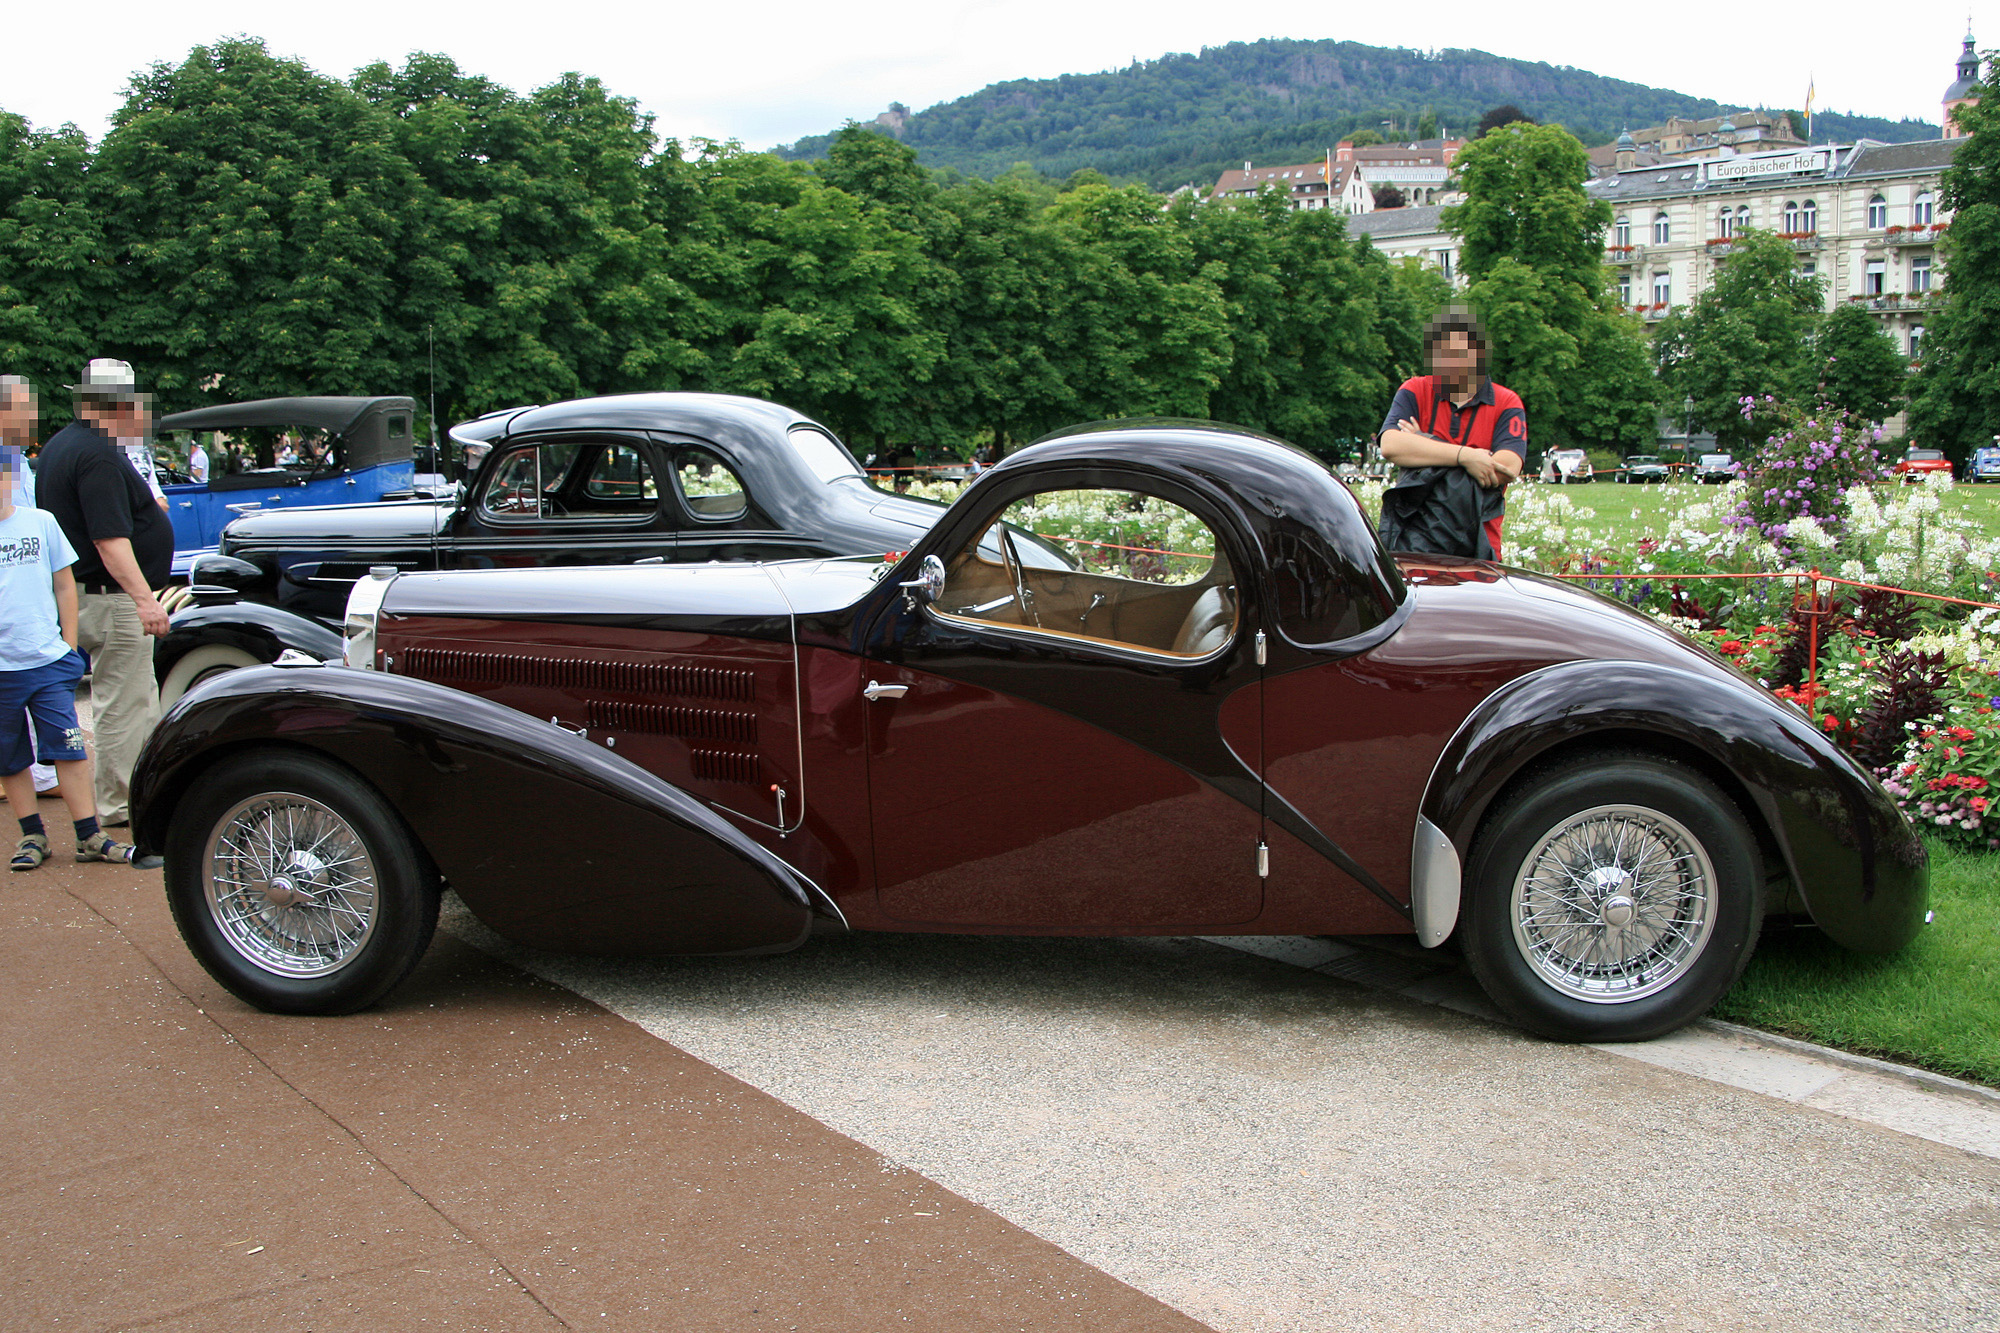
left=588, top=700, right=757, bottom=745
left=690, top=748, right=760, bottom=785
left=401, top=647, right=755, bottom=701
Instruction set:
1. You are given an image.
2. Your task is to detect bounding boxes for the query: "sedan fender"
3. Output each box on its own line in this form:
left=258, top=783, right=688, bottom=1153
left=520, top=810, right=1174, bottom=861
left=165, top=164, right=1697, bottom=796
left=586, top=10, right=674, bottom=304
left=155, top=601, right=346, bottom=686
left=131, top=665, right=837, bottom=956
left=1418, top=659, right=1928, bottom=955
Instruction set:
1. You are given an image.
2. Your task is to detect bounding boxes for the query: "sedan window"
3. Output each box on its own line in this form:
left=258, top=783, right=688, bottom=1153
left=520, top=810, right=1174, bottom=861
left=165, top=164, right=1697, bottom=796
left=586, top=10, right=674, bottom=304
left=480, top=440, right=645, bottom=520
left=673, top=447, right=749, bottom=521
left=937, top=487, right=1236, bottom=657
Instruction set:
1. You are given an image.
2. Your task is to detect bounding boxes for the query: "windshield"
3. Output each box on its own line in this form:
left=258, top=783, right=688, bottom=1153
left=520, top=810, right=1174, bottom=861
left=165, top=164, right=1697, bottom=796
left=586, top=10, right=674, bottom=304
left=788, top=426, right=864, bottom=483
left=1628, top=457, right=1661, bottom=465
left=1908, top=451, right=1944, bottom=461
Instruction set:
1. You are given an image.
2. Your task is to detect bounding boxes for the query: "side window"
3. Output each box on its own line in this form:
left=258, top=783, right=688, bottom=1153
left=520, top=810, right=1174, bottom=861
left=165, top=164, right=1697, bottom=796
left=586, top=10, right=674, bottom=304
left=481, top=445, right=545, bottom=517
left=478, top=440, right=581, bottom=519
left=581, top=444, right=657, bottom=513
left=673, top=446, right=749, bottom=521
left=935, top=487, right=1236, bottom=658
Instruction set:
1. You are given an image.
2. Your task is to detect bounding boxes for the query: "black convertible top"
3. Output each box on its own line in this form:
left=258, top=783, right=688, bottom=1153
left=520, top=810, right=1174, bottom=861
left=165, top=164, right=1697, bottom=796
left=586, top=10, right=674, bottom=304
left=156, top=397, right=418, bottom=470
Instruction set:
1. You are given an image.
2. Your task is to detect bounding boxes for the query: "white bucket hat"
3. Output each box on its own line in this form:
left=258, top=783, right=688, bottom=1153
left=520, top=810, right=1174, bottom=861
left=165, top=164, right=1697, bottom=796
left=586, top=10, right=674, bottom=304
left=69, top=358, right=140, bottom=401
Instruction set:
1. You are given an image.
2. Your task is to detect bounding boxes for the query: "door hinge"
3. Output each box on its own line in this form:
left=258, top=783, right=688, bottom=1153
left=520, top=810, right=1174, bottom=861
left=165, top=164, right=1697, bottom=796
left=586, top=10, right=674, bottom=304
left=1256, top=840, right=1269, bottom=878
left=1254, top=629, right=1267, bottom=666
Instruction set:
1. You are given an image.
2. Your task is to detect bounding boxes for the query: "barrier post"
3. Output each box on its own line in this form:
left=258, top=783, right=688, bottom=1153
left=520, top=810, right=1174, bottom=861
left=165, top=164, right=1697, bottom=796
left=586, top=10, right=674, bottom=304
left=1805, top=570, right=1822, bottom=727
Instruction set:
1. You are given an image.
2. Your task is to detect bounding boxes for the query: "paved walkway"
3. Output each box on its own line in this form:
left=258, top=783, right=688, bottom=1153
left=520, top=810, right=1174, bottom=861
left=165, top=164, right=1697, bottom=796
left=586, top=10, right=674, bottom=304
left=5, top=818, right=1998, bottom=1332
left=2, top=842, right=1200, bottom=1332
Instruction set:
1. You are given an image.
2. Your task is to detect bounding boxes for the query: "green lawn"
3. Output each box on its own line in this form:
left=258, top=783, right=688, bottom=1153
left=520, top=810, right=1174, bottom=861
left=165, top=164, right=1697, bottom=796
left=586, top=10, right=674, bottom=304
left=1714, top=838, right=2000, bottom=1087
left=1551, top=476, right=2000, bottom=548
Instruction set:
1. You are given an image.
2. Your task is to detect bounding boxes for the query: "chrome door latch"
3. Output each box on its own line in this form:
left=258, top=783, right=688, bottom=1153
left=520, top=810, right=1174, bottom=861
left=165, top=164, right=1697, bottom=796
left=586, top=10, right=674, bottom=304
left=862, top=680, right=910, bottom=702
left=1256, top=841, right=1269, bottom=878
left=549, top=717, right=589, bottom=739
left=1255, top=630, right=1267, bottom=666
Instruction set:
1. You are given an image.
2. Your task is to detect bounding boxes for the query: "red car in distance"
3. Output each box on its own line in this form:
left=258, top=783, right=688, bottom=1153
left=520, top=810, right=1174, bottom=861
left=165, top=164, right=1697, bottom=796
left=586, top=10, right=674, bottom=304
left=1894, top=449, right=1954, bottom=483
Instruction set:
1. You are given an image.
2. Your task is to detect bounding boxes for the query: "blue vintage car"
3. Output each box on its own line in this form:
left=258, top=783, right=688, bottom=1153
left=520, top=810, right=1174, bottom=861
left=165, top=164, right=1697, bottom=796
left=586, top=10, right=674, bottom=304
left=1970, top=446, right=2000, bottom=484
left=154, top=397, right=425, bottom=575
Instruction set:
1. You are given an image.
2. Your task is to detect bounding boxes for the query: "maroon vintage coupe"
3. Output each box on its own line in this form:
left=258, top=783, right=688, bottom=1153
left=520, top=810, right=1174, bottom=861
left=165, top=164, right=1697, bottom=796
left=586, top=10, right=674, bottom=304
left=130, top=420, right=1927, bottom=1041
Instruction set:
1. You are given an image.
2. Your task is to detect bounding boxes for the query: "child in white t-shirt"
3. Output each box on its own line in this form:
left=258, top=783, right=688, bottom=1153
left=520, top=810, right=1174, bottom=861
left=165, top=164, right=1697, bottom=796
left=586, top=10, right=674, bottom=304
left=0, top=475, right=145, bottom=868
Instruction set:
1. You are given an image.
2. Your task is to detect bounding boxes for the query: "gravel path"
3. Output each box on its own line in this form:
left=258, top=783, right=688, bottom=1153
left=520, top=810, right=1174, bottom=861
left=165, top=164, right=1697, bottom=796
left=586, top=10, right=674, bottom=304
left=451, top=909, right=2000, bottom=1333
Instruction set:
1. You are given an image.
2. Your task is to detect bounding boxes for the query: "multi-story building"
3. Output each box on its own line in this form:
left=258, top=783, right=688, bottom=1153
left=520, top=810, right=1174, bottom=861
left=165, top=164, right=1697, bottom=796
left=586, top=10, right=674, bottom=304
left=1207, top=139, right=1466, bottom=213
left=1207, top=157, right=1373, bottom=212
left=1590, top=137, right=1953, bottom=361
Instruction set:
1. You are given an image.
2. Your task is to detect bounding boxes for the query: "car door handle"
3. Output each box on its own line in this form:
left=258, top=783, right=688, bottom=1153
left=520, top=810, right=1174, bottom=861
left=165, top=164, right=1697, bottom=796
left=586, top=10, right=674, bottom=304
left=178, top=501, right=193, bottom=509
left=862, top=680, right=909, bottom=701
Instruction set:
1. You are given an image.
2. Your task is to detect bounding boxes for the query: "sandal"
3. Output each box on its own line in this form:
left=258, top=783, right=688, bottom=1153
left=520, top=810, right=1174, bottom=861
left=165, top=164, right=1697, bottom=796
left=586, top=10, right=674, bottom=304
left=76, top=831, right=137, bottom=864
left=11, top=834, right=48, bottom=871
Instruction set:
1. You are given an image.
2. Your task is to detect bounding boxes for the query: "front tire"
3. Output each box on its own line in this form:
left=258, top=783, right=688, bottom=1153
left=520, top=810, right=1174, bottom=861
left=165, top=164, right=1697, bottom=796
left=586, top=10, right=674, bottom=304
left=165, top=750, right=440, bottom=1015
left=1461, top=753, right=1763, bottom=1041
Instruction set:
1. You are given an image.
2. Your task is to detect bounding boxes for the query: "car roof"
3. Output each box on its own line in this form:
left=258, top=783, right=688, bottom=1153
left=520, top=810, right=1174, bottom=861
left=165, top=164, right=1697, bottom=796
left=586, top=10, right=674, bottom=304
left=498, top=392, right=816, bottom=439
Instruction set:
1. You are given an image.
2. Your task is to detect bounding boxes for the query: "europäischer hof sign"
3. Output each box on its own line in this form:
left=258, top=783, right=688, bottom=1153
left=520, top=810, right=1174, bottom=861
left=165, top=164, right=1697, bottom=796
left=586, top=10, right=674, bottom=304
left=1702, top=149, right=1832, bottom=184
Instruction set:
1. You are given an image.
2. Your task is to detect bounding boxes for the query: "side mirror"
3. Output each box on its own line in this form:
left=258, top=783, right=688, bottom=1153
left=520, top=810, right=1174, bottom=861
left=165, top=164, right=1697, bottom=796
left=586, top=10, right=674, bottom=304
left=898, top=553, right=946, bottom=609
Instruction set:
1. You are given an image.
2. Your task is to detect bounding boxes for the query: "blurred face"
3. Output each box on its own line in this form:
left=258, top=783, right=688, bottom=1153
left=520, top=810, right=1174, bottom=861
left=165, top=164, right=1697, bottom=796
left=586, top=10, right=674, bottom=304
left=0, top=382, right=34, bottom=447
left=1430, top=331, right=1481, bottom=391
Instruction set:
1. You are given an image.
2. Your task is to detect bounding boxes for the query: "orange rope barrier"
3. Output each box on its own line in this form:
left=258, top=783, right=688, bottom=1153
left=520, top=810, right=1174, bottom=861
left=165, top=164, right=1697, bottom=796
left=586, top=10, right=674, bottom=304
left=1545, top=568, right=2000, bottom=726
left=1032, top=532, right=1215, bottom=562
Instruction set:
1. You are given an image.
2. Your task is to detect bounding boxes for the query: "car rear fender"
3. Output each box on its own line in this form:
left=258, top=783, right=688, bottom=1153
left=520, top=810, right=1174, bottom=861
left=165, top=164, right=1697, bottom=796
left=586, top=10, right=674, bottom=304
left=130, top=665, right=837, bottom=956
left=155, top=602, right=345, bottom=684
left=1415, top=659, right=1927, bottom=954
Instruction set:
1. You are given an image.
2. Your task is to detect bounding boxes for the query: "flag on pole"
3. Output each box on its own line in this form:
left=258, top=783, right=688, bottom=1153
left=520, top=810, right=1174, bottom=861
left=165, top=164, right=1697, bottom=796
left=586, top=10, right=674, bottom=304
left=1805, top=75, right=1816, bottom=140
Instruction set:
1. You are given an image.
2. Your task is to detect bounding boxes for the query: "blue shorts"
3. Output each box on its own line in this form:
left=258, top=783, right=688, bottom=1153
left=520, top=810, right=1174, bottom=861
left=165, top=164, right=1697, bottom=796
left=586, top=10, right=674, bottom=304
left=0, top=650, right=89, bottom=775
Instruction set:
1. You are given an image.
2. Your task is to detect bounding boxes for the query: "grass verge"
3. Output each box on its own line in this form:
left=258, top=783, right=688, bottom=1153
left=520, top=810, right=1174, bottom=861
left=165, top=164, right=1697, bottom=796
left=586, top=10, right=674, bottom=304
left=1547, top=476, right=2000, bottom=549
left=1714, top=837, right=2000, bottom=1087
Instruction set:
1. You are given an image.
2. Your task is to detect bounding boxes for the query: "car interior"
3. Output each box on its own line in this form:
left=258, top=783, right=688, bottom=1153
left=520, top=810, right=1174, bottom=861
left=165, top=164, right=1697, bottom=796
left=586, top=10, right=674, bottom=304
left=934, top=489, right=1238, bottom=658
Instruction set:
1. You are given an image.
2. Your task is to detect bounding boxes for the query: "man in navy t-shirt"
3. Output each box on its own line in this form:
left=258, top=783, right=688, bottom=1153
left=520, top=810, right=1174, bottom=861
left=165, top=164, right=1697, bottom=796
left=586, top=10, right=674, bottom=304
left=1377, top=307, right=1527, bottom=559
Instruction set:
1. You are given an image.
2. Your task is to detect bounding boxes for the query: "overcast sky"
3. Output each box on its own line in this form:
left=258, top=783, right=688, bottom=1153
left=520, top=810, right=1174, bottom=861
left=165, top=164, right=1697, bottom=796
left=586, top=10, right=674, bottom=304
left=5, top=2, right=1989, bottom=151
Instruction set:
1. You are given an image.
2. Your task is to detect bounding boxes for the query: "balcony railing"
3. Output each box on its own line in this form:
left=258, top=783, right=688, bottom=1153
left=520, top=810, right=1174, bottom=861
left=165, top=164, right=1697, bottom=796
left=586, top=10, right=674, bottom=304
left=1884, top=226, right=1944, bottom=247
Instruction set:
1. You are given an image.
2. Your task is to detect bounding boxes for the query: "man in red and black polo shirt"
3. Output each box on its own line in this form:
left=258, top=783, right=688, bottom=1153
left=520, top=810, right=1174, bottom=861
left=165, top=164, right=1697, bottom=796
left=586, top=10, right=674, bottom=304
left=1377, top=309, right=1526, bottom=559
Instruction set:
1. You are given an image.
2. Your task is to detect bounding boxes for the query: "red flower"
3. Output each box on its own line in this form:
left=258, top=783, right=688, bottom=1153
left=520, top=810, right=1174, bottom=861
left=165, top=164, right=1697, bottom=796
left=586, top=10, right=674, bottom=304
left=1975, top=797, right=1990, bottom=813
left=1822, top=715, right=1841, bottom=732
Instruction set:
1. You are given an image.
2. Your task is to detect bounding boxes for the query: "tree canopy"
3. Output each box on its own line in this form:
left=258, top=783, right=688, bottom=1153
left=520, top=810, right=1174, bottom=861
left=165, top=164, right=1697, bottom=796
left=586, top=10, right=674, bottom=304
left=1908, top=49, right=2000, bottom=467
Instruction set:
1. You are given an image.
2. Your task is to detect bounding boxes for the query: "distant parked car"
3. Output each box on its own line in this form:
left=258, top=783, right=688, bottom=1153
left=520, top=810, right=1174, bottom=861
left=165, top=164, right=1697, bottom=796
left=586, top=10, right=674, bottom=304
left=154, top=398, right=422, bottom=577
left=1895, top=449, right=1955, bottom=484
left=1619, top=455, right=1669, bottom=483
left=1694, top=453, right=1737, bottom=484
left=1541, top=449, right=1593, bottom=484
left=155, top=393, right=948, bottom=706
left=1970, top=446, right=2000, bottom=484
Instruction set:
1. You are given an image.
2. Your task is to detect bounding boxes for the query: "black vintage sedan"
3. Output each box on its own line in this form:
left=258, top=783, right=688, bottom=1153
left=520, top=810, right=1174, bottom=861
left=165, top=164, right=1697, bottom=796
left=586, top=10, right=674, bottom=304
left=155, top=394, right=946, bottom=704
left=130, top=420, right=1928, bottom=1043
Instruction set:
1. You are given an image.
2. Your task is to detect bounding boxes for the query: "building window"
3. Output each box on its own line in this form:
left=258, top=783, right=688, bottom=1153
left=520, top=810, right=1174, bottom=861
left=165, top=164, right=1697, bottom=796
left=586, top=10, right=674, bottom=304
left=1910, top=324, right=1924, bottom=360
left=1653, top=212, right=1671, bottom=244
left=1614, top=216, right=1631, bottom=247
left=1914, top=191, right=1934, bottom=227
left=1717, top=207, right=1733, bottom=240
left=1864, top=260, right=1886, bottom=296
left=1618, top=273, right=1632, bottom=306
left=1783, top=200, right=1799, bottom=233
left=1652, top=271, right=1672, bottom=307
left=1736, top=204, right=1750, bottom=236
left=1867, top=194, right=1887, bottom=229
left=1801, top=261, right=1817, bottom=280
left=1434, top=249, right=1454, bottom=281
left=1910, top=255, right=1932, bottom=293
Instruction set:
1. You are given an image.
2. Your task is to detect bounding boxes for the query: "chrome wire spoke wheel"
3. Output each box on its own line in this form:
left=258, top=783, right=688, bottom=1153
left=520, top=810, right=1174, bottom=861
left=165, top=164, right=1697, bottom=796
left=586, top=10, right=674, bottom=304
left=1509, top=803, right=1717, bottom=1004
left=202, top=791, right=379, bottom=977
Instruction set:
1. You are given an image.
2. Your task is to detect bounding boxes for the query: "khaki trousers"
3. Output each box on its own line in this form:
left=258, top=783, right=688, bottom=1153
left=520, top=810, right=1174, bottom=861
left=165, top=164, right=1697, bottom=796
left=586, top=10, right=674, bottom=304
left=77, top=593, right=160, bottom=825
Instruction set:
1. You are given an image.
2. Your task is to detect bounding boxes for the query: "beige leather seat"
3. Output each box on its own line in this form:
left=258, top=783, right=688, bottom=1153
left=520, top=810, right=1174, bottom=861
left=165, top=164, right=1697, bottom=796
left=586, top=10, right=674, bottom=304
left=1171, top=585, right=1237, bottom=656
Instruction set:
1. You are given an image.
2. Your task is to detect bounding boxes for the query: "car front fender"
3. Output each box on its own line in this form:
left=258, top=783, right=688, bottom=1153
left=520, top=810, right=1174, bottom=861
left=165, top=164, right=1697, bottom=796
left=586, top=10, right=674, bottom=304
left=131, top=665, right=836, bottom=956
left=155, top=602, right=346, bottom=684
left=1419, top=659, right=1928, bottom=954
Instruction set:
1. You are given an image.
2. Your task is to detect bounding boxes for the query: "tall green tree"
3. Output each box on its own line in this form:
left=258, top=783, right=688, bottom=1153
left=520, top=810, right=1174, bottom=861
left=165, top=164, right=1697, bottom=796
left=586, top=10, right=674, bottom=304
left=1908, top=51, right=2000, bottom=467
left=1655, top=228, right=1822, bottom=450
left=93, top=39, right=423, bottom=410
left=0, top=113, right=106, bottom=419
left=1443, top=122, right=1655, bottom=450
left=1812, top=302, right=1907, bottom=422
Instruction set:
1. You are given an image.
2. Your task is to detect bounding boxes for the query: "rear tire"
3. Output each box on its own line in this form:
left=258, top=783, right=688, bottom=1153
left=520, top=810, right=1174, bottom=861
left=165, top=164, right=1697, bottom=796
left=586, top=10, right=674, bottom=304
left=1461, top=753, right=1763, bottom=1042
left=164, top=750, right=439, bottom=1015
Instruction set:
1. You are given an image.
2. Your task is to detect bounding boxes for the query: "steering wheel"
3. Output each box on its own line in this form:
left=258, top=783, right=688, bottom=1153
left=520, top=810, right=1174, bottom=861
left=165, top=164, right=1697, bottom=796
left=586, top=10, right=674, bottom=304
left=999, top=526, right=1040, bottom=628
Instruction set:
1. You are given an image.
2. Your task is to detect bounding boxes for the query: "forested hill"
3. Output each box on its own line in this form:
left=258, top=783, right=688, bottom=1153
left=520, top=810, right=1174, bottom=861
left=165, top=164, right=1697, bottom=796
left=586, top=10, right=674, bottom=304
left=777, top=39, right=1939, bottom=189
